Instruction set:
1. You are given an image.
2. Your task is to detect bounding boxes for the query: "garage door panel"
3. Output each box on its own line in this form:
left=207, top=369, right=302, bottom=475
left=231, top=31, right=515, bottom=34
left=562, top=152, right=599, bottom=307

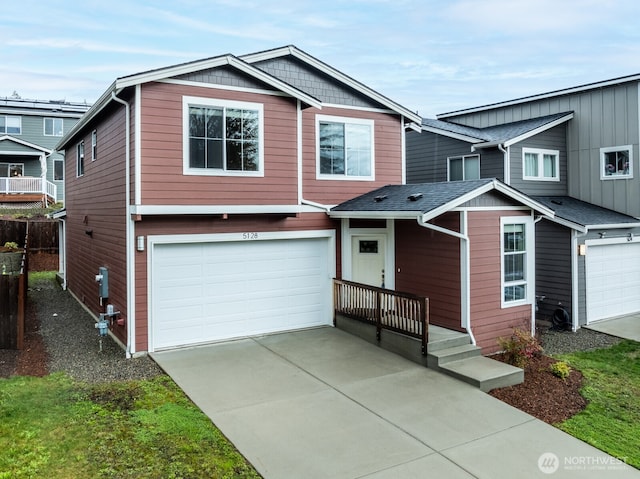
left=587, top=242, right=640, bottom=322
left=151, top=237, right=332, bottom=350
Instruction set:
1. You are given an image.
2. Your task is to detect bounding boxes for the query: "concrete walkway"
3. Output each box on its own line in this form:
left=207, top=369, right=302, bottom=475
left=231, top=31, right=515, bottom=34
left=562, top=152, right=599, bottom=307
left=152, top=327, right=638, bottom=479
left=585, top=314, right=640, bottom=342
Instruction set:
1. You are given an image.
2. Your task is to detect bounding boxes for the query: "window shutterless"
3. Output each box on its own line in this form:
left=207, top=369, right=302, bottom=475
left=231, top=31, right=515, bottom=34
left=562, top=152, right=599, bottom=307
left=317, top=115, right=374, bottom=180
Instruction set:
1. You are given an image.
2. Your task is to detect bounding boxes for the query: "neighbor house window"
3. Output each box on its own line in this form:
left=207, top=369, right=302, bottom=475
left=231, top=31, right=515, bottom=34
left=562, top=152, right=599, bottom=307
left=44, top=118, right=64, bottom=136
left=601, top=145, right=633, bottom=179
left=522, top=147, right=559, bottom=181
left=76, top=141, right=84, bottom=177
left=317, top=115, right=374, bottom=180
left=91, top=130, right=97, bottom=161
left=0, top=163, right=24, bottom=177
left=54, top=159, right=64, bottom=181
left=183, top=96, right=263, bottom=176
left=0, top=115, right=21, bottom=135
left=501, top=218, right=533, bottom=306
left=448, top=154, right=480, bottom=181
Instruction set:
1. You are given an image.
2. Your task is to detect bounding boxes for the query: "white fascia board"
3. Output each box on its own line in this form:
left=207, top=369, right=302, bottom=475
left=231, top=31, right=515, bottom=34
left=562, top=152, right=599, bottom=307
left=492, top=181, right=555, bottom=218
left=0, top=135, right=52, bottom=154
left=585, top=222, right=640, bottom=231
left=542, top=215, right=587, bottom=233
left=438, top=75, right=640, bottom=119
left=328, top=210, right=420, bottom=220
left=131, top=204, right=325, bottom=216
left=421, top=125, right=483, bottom=144
left=503, top=113, right=574, bottom=147
left=421, top=182, right=496, bottom=222
left=242, top=46, right=422, bottom=125
left=115, top=55, right=322, bottom=109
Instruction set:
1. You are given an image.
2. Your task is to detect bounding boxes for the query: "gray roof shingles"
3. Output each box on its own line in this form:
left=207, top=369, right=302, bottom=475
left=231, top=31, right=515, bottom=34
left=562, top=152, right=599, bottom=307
left=534, top=196, right=640, bottom=227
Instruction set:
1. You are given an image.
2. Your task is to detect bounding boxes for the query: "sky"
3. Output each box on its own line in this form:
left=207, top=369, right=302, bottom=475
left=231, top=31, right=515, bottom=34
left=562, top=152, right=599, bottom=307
left=2, top=0, right=640, bottom=118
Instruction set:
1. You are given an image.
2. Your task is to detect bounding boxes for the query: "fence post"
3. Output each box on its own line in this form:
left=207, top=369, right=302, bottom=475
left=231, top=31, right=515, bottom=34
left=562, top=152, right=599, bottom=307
left=375, top=290, right=381, bottom=341
left=421, top=298, right=429, bottom=355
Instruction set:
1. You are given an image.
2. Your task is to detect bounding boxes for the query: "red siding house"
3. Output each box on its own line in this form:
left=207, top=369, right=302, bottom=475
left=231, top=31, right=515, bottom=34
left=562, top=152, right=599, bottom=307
left=55, top=46, right=421, bottom=356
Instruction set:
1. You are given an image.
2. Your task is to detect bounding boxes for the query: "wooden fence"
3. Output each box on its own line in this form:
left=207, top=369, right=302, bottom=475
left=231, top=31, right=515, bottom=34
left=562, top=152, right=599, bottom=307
left=0, top=234, right=27, bottom=350
left=0, top=219, right=57, bottom=253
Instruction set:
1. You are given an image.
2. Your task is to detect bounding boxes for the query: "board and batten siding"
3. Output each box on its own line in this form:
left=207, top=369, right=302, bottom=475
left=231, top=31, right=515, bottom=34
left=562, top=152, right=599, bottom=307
left=444, top=82, right=640, bottom=217
left=394, top=215, right=463, bottom=332
left=301, top=106, right=403, bottom=205
left=133, top=212, right=339, bottom=352
left=468, top=210, right=532, bottom=354
left=534, top=219, right=572, bottom=321
left=139, top=82, right=299, bottom=206
left=64, top=100, right=130, bottom=345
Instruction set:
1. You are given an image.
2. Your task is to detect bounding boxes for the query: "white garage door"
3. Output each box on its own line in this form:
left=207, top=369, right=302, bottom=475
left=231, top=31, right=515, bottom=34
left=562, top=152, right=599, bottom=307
left=150, top=236, right=333, bottom=350
left=586, top=241, right=640, bottom=323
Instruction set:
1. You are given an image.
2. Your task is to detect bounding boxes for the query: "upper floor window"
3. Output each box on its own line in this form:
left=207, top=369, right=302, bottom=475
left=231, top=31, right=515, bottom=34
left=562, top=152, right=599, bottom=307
left=77, top=141, right=84, bottom=177
left=54, top=159, right=64, bottom=181
left=0, top=163, right=24, bottom=177
left=183, top=96, right=263, bottom=176
left=44, top=118, right=64, bottom=137
left=91, top=130, right=97, bottom=161
left=448, top=154, right=480, bottom=181
left=522, top=147, right=559, bottom=181
left=601, top=145, right=633, bottom=179
left=0, top=115, right=21, bottom=135
left=317, top=115, right=374, bottom=180
left=501, top=217, right=533, bottom=307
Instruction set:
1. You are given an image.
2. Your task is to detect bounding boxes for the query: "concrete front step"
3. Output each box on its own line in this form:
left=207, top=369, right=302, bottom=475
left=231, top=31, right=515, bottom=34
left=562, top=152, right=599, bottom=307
left=426, top=343, right=482, bottom=368
left=438, top=356, right=524, bottom=392
left=426, top=325, right=472, bottom=353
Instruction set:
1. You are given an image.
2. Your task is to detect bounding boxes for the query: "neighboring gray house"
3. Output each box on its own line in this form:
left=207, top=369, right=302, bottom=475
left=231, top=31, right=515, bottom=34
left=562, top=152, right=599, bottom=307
left=407, top=74, right=640, bottom=330
left=0, top=95, right=90, bottom=206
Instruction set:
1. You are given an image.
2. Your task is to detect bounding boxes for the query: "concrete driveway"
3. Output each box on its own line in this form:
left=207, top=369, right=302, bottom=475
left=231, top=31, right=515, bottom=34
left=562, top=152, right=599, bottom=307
left=152, top=327, right=638, bottom=479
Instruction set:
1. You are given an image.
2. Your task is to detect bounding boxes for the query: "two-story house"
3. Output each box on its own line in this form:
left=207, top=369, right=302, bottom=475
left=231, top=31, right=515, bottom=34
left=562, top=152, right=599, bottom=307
left=407, top=74, right=640, bottom=332
left=0, top=96, right=90, bottom=206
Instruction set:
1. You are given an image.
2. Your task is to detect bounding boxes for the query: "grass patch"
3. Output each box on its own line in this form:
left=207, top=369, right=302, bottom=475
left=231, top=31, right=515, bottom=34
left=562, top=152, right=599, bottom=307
left=28, top=270, right=57, bottom=287
left=557, top=340, right=640, bottom=469
left=0, top=373, right=260, bottom=478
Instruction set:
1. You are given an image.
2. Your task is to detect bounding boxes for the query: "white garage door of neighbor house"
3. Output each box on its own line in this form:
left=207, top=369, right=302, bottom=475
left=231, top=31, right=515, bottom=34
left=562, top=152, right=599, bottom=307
left=151, top=237, right=332, bottom=351
left=586, top=241, right=640, bottom=323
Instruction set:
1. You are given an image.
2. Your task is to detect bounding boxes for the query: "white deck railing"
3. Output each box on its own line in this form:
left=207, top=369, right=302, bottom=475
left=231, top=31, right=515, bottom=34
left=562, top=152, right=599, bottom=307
left=0, top=177, right=57, bottom=202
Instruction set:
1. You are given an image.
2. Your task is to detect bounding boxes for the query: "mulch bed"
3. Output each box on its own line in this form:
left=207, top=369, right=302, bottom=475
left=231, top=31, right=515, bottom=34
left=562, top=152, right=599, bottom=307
left=489, top=354, right=587, bottom=424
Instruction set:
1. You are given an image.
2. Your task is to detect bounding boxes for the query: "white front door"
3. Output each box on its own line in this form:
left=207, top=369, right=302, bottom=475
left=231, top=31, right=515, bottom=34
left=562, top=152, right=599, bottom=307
left=351, top=235, right=386, bottom=288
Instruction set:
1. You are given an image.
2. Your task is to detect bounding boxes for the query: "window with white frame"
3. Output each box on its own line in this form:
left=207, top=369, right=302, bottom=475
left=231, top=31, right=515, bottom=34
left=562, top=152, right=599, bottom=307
left=448, top=154, right=480, bottom=181
left=317, top=115, right=374, bottom=179
left=54, top=159, right=64, bottom=181
left=0, top=163, right=24, bottom=177
left=0, top=115, right=21, bottom=135
left=91, top=130, right=97, bottom=161
left=77, top=141, right=84, bottom=177
left=44, top=118, right=64, bottom=137
left=601, top=145, right=633, bottom=179
left=522, top=147, right=559, bottom=181
left=183, top=96, right=263, bottom=176
left=501, top=218, right=533, bottom=306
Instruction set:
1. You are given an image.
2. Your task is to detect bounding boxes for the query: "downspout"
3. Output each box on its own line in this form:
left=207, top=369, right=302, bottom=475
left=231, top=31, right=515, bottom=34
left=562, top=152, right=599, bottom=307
left=111, top=91, right=133, bottom=359
left=498, top=144, right=510, bottom=185
left=416, top=214, right=476, bottom=346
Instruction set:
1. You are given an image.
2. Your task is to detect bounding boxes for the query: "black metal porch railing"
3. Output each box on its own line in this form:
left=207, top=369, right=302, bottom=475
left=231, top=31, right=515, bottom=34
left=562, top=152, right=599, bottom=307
left=333, top=279, right=429, bottom=355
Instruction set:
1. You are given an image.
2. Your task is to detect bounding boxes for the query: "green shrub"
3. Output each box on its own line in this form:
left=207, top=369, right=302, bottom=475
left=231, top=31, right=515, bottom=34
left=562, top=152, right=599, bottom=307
left=550, top=361, right=571, bottom=380
left=3, top=241, right=19, bottom=250
left=497, top=328, right=543, bottom=368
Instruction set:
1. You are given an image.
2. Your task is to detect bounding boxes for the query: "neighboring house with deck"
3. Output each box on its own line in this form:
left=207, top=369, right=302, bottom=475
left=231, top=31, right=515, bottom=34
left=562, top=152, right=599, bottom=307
left=406, top=74, right=640, bottom=331
left=0, top=96, right=90, bottom=206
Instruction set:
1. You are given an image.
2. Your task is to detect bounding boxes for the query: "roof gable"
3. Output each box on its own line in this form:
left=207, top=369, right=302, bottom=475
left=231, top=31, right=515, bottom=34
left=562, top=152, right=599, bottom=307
left=0, top=135, right=51, bottom=155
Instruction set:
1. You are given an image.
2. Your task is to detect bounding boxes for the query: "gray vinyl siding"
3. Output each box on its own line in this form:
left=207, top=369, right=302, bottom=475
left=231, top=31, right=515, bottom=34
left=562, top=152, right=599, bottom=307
left=508, top=124, right=568, bottom=196
left=406, top=131, right=506, bottom=183
left=175, top=65, right=274, bottom=91
left=251, top=57, right=382, bottom=108
left=443, top=81, right=640, bottom=217
left=460, top=190, right=521, bottom=208
left=535, top=220, right=572, bottom=322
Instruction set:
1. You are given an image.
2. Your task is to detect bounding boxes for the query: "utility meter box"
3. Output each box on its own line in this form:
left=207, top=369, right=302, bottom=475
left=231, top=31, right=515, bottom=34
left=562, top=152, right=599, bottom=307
left=96, top=266, right=109, bottom=299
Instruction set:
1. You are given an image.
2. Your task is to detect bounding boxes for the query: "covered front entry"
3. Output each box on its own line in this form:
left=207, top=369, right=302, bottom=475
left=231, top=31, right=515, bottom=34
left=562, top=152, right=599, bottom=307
left=148, top=231, right=334, bottom=351
left=586, top=239, right=640, bottom=323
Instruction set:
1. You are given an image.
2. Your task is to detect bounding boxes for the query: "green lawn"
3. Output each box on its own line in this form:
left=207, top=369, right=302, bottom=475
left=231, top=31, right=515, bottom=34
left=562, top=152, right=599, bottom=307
left=0, top=373, right=260, bottom=478
left=557, top=340, right=640, bottom=469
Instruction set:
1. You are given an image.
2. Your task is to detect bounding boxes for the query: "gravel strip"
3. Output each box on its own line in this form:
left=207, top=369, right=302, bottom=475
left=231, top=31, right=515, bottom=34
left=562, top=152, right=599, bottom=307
left=33, top=276, right=164, bottom=383
left=539, top=327, right=623, bottom=356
